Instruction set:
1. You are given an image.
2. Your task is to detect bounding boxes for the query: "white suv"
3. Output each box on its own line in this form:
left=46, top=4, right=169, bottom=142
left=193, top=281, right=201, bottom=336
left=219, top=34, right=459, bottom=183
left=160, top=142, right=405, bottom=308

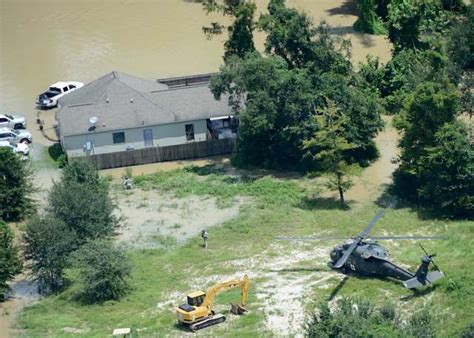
left=0, top=113, right=27, bottom=129
left=0, top=141, right=29, bottom=155
left=0, top=127, right=32, bottom=144
left=36, top=81, right=84, bottom=108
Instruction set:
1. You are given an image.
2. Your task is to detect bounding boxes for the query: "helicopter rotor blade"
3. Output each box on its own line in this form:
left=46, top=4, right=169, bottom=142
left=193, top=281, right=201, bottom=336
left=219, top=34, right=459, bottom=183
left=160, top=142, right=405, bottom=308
left=359, top=210, right=385, bottom=239
left=276, top=236, right=351, bottom=241
left=333, top=240, right=358, bottom=269
left=369, top=236, right=445, bottom=240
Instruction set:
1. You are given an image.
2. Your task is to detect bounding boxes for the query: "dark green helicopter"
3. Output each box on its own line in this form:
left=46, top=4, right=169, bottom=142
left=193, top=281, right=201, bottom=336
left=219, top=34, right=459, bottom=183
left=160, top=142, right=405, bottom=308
left=278, top=211, right=444, bottom=289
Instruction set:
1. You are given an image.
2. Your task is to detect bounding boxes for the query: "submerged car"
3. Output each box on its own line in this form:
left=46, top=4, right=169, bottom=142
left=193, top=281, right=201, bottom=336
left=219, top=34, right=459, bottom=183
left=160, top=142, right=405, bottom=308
left=0, top=113, right=27, bottom=129
left=0, top=127, right=32, bottom=144
left=36, top=81, right=83, bottom=108
left=0, top=140, right=29, bottom=155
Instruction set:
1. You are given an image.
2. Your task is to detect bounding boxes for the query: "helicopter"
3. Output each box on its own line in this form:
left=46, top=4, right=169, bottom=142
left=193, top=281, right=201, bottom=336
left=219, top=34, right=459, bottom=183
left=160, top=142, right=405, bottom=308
left=278, top=211, right=445, bottom=289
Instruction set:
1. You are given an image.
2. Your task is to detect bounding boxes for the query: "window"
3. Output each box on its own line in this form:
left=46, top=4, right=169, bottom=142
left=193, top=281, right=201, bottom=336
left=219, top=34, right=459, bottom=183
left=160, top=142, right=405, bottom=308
left=113, top=132, right=125, bottom=144
left=0, top=118, right=8, bottom=123
left=69, top=84, right=76, bottom=90
left=63, top=86, right=69, bottom=92
left=185, top=124, right=194, bottom=141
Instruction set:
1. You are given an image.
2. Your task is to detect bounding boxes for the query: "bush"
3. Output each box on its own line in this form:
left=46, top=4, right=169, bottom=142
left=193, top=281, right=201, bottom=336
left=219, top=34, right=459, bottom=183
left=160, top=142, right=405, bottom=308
left=70, top=240, right=131, bottom=303
left=0, top=148, right=34, bottom=221
left=0, top=221, right=22, bottom=299
left=23, top=216, right=76, bottom=293
left=305, top=297, right=435, bottom=338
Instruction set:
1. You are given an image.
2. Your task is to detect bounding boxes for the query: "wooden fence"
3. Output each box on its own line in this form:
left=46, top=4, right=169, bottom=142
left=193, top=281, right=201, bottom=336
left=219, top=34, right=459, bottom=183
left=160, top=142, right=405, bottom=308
left=88, top=138, right=237, bottom=169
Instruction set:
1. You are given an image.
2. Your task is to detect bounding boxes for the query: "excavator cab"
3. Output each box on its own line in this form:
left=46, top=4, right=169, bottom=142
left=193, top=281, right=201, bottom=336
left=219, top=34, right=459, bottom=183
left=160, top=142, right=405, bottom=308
left=187, top=291, right=206, bottom=307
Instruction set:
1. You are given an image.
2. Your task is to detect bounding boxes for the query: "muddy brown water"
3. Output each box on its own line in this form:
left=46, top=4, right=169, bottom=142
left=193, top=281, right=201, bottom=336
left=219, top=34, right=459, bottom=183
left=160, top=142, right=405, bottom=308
left=0, top=1, right=391, bottom=336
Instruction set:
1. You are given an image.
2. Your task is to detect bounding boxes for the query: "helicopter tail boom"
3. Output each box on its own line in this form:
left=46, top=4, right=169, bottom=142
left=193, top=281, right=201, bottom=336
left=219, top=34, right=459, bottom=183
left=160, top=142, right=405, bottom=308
left=403, top=270, right=444, bottom=289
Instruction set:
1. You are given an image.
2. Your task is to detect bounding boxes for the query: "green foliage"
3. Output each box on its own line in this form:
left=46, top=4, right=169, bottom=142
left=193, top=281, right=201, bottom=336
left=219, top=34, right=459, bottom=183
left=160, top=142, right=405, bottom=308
left=354, top=0, right=388, bottom=35
left=0, top=221, right=21, bottom=298
left=418, top=121, right=473, bottom=217
left=303, top=101, right=358, bottom=207
left=211, top=54, right=317, bottom=168
left=0, top=148, right=34, bottom=221
left=23, top=216, right=76, bottom=293
left=69, top=240, right=131, bottom=304
left=202, top=0, right=257, bottom=60
left=305, top=297, right=435, bottom=337
left=446, top=4, right=474, bottom=72
left=260, top=1, right=351, bottom=75
left=48, top=160, right=118, bottom=244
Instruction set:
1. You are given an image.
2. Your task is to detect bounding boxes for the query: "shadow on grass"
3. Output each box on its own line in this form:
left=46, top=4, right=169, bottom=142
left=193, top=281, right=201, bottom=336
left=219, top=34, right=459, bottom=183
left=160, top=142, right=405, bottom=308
left=298, top=196, right=352, bottom=211
left=327, top=275, right=350, bottom=301
left=266, top=267, right=330, bottom=273
left=400, top=285, right=438, bottom=301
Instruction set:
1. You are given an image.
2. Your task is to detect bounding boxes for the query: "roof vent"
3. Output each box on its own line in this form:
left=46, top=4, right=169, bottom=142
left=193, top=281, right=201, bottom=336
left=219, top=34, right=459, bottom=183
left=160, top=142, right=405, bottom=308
left=130, top=98, right=134, bottom=103
left=106, top=97, right=109, bottom=103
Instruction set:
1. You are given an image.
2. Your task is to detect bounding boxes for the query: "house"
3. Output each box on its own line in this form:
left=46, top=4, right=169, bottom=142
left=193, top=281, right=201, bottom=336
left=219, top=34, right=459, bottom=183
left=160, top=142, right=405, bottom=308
left=55, top=71, right=237, bottom=167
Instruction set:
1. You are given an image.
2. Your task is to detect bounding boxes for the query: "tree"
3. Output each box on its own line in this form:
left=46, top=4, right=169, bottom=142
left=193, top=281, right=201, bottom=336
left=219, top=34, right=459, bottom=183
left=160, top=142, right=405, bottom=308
left=0, top=148, right=34, bottom=221
left=418, top=121, right=473, bottom=217
left=70, top=240, right=131, bottom=303
left=23, top=216, right=76, bottom=293
left=211, top=54, right=317, bottom=168
left=446, top=4, right=474, bottom=73
left=303, top=101, right=357, bottom=207
left=0, top=221, right=21, bottom=299
left=393, top=80, right=459, bottom=201
left=48, top=160, right=117, bottom=244
left=354, top=0, right=387, bottom=35
left=260, top=0, right=351, bottom=75
left=202, top=0, right=257, bottom=61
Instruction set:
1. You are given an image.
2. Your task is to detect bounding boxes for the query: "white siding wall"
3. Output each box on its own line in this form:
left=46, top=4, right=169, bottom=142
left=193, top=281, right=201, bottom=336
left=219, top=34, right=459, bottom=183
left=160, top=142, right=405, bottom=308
left=63, top=119, right=207, bottom=157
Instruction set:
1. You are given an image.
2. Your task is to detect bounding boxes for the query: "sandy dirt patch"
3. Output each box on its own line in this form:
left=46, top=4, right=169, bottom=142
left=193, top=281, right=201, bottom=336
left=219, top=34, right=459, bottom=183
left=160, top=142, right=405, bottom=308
left=115, top=189, right=246, bottom=248
left=152, top=242, right=338, bottom=336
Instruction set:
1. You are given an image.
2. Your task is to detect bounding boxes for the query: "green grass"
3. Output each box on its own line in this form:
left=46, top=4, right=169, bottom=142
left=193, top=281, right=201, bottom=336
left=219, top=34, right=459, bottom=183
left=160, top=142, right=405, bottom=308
left=17, top=165, right=474, bottom=337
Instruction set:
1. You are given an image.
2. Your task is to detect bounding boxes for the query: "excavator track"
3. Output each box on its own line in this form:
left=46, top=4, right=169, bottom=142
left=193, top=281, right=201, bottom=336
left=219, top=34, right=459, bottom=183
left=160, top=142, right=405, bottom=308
left=190, top=314, right=226, bottom=331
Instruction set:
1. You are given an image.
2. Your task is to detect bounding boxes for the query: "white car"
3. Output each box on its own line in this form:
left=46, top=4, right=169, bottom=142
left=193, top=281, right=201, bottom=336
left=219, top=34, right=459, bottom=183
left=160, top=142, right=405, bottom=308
left=0, top=140, right=29, bottom=155
left=36, top=81, right=84, bottom=108
left=0, top=127, right=32, bottom=144
left=0, top=113, right=27, bottom=129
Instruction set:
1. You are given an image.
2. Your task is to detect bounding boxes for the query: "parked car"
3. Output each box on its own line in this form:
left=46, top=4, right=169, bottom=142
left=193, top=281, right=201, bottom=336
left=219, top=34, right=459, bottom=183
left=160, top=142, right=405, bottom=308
left=0, top=113, right=27, bottom=129
left=0, top=140, right=29, bottom=155
left=36, top=81, right=84, bottom=108
left=0, top=127, right=32, bottom=144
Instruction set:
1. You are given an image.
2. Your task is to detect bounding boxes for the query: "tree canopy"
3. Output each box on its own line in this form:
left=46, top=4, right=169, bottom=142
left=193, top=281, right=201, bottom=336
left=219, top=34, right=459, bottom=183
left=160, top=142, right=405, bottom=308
left=0, top=221, right=21, bottom=298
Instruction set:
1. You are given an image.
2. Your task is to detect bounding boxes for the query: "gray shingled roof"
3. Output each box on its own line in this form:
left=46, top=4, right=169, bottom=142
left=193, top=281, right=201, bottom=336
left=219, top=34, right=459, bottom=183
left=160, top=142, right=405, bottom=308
left=56, top=71, right=232, bottom=137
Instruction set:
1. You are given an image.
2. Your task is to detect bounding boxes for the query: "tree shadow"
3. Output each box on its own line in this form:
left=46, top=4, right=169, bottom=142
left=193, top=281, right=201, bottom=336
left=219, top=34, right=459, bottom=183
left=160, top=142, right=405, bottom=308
left=325, top=0, right=358, bottom=16
left=324, top=26, right=355, bottom=36
left=298, top=196, right=352, bottom=211
left=266, top=267, right=329, bottom=273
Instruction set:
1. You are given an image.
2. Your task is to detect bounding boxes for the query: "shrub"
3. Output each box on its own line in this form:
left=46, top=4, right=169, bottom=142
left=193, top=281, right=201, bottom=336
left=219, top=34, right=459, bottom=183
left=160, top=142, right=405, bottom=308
left=0, top=221, right=22, bottom=298
left=70, top=240, right=131, bottom=303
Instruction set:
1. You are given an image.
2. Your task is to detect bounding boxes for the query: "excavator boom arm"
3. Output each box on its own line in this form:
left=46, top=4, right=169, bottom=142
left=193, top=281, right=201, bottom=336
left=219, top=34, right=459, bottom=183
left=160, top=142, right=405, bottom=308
left=202, top=274, right=249, bottom=308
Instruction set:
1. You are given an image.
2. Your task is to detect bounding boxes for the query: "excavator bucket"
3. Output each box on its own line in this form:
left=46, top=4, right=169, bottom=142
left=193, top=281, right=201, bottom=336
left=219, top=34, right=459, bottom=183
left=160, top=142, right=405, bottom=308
left=230, top=303, right=247, bottom=315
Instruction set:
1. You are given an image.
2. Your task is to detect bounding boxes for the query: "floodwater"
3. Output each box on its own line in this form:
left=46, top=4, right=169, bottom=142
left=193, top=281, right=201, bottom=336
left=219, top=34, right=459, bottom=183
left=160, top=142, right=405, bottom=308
left=0, top=0, right=391, bottom=336
left=1, top=0, right=391, bottom=147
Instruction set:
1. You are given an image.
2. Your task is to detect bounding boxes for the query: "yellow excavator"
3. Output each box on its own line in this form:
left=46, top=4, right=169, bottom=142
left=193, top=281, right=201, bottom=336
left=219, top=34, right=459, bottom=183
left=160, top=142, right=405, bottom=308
left=176, top=274, right=249, bottom=331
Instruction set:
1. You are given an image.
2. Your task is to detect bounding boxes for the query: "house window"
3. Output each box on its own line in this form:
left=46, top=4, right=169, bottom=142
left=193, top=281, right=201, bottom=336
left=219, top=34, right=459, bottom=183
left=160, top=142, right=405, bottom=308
left=185, top=124, right=194, bottom=141
left=113, top=132, right=125, bottom=144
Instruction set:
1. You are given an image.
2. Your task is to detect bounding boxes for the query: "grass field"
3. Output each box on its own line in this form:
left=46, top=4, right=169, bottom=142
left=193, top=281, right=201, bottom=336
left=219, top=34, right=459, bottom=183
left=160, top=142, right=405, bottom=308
left=17, top=165, right=474, bottom=337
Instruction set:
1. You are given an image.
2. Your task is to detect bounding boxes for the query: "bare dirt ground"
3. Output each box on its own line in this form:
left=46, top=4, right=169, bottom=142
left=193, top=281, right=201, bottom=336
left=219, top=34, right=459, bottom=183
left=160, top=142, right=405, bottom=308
left=114, top=189, right=248, bottom=249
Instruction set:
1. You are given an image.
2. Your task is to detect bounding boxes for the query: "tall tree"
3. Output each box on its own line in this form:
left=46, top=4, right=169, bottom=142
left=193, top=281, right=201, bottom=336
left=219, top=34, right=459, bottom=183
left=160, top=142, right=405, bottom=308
left=354, top=0, right=388, bottom=34
left=303, top=101, right=357, bottom=207
left=0, top=148, right=34, bottom=221
left=202, top=0, right=257, bottom=61
left=23, top=216, right=76, bottom=293
left=393, top=80, right=459, bottom=199
left=0, top=221, right=21, bottom=299
left=418, top=121, right=473, bottom=217
left=48, top=160, right=117, bottom=244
